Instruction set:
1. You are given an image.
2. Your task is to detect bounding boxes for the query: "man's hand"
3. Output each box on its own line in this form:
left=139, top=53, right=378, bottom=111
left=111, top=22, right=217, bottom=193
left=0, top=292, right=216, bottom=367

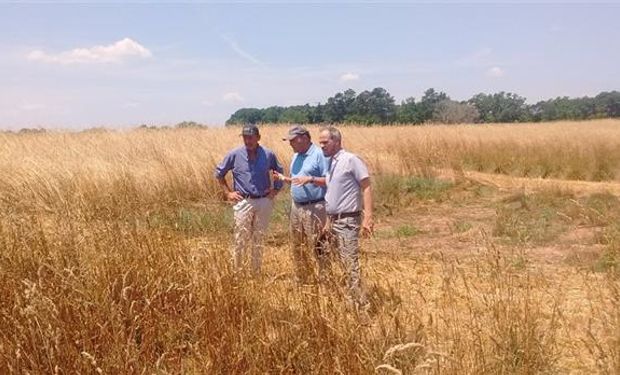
left=226, top=191, right=243, bottom=202
left=272, top=171, right=290, bottom=183
left=361, top=215, right=374, bottom=238
left=321, top=217, right=332, bottom=236
left=291, top=176, right=313, bottom=186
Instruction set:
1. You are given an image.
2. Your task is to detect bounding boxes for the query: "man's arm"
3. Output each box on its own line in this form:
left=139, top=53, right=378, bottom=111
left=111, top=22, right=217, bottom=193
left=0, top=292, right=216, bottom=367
left=272, top=171, right=292, bottom=184
left=217, top=177, right=243, bottom=202
left=215, top=152, right=242, bottom=202
left=270, top=152, right=284, bottom=191
left=291, top=153, right=328, bottom=186
left=360, top=177, right=374, bottom=236
left=291, top=175, right=326, bottom=186
left=267, top=152, right=284, bottom=199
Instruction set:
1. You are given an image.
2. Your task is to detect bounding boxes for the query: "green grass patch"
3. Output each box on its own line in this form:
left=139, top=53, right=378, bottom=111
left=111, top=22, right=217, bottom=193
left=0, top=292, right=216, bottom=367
left=374, top=174, right=455, bottom=216
left=452, top=220, right=473, bottom=234
left=376, top=223, right=421, bottom=239
left=594, top=222, right=620, bottom=274
left=405, top=176, right=453, bottom=201
left=147, top=205, right=233, bottom=236
left=395, top=224, right=420, bottom=238
left=493, top=191, right=571, bottom=245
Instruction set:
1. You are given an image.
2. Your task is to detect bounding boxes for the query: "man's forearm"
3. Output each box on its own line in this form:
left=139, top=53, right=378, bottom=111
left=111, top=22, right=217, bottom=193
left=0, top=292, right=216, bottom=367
left=362, top=184, right=373, bottom=218
left=217, top=178, right=231, bottom=193
left=312, top=176, right=326, bottom=187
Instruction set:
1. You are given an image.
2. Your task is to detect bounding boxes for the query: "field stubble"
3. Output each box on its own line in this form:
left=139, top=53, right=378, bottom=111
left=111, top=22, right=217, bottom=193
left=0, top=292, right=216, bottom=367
left=1, top=120, right=619, bottom=373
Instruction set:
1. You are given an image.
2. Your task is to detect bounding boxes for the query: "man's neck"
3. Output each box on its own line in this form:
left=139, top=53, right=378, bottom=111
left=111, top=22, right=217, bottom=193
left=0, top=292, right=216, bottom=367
left=247, top=146, right=259, bottom=159
left=299, top=143, right=311, bottom=155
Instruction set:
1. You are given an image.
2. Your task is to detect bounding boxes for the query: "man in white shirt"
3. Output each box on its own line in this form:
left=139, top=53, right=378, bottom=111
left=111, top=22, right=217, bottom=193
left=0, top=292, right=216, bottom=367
left=319, top=126, right=373, bottom=311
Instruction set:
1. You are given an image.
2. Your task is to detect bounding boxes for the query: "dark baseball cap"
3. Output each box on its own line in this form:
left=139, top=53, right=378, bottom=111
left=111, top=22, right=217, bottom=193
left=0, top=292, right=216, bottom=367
left=240, top=123, right=260, bottom=136
left=282, top=125, right=309, bottom=141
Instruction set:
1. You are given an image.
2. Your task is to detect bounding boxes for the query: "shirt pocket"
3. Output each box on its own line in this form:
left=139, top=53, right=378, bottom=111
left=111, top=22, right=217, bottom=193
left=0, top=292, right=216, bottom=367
left=234, top=158, right=251, bottom=173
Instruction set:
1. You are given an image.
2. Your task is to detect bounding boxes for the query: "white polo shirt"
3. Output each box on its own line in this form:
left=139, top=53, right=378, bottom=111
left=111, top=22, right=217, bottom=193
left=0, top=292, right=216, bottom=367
left=325, top=149, right=370, bottom=215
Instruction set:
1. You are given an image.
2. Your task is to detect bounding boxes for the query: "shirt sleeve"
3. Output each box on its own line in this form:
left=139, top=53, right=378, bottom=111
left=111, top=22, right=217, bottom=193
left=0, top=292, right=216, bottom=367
left=350, top=155, right=370, bottom=183
left=270, top=152, right=284, bottom=190
left=214, top=151, right=235, bottom=179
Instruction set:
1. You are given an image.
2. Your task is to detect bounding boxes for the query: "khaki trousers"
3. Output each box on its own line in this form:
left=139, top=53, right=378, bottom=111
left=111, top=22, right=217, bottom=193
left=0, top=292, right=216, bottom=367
left=290, top=201, right=327, bottom=283
left=232, top=197, right=274, bottom=273
left=330, top=215, right=368, bottom=308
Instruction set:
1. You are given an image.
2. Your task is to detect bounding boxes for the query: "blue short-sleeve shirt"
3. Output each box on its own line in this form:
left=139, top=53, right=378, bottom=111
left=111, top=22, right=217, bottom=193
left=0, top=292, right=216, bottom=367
left=290, top=143, right=328, bottom=203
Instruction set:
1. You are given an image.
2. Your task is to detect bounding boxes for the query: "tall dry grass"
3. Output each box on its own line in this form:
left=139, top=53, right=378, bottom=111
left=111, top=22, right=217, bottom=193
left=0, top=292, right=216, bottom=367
left=1, top=119, right=619, bottom=373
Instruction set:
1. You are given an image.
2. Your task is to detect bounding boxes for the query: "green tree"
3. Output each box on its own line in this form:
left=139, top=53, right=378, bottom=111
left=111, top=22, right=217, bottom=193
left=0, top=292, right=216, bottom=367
left=432, top=100, right=480, bottom=124
left=226, top=108, right=263, bottom=125
left=468, top=92, right=530, bottom=123
left=324, top=89, right=356, bottom=122
left=347, top=87, right=396, bottom=124
left=261, top=106, right=285, bottom=123
left=279, top=106, right=311, bottom=123
left=418, top=88, right=449, bottom=123
left=595, top=91, right=620, bottom=118
left=396, top=97, right=422, bottom=124
left=176, top=121, right=206, bottom=129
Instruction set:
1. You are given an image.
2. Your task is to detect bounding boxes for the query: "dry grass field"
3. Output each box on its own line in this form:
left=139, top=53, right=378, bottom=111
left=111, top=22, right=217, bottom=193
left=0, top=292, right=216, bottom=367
left=1, top=119, right=619, bottom=374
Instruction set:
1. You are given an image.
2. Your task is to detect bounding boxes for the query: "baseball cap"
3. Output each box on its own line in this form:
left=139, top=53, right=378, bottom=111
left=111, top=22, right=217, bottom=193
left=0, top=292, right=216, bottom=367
left=282, top=125, right=309, bottom=141
left=241, top=123, right=260, bottom=136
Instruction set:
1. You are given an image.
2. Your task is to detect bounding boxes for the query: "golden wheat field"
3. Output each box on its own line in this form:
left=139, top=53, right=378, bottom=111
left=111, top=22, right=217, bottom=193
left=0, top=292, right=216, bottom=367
left=1, top=119, right=619, bottom=374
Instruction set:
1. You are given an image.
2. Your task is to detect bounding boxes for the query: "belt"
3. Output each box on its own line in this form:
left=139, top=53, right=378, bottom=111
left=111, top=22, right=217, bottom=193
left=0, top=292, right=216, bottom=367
left=242, top=193, right=269, bottom=199
left=294, top=198, right=325, bottom=206
left=328, top=211, right=361, bottom=220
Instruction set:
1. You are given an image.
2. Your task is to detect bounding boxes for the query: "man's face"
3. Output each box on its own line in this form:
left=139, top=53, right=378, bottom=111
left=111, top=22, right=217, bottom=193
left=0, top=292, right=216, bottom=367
left=288, top=134, right=309, bottom=154
left=243, top=134, right=260, bottom=151
left=318, top=130, right=339, bottom=157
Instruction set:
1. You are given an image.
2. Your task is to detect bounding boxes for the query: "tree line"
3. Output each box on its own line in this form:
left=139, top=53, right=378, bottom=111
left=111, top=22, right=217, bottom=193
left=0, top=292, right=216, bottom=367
left=226, top=88, right=620, bottom=125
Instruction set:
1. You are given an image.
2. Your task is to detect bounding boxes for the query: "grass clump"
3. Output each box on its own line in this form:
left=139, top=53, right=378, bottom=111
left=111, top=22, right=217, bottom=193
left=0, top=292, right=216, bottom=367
left=405, top=176, right=453, bottom=201
left=493, top=191, right=570, bottom=244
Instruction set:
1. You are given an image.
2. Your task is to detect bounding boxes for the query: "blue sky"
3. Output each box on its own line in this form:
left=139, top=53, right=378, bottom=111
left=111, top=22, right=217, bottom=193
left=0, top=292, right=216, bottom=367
left=1, top=2, right=619, bottom=129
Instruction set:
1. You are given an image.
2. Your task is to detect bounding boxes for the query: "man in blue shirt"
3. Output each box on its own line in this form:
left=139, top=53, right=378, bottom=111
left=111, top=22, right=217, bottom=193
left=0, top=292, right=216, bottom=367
left=274, top=125, right=328, bottom=284
left=215, top=124, right=284, bottom=274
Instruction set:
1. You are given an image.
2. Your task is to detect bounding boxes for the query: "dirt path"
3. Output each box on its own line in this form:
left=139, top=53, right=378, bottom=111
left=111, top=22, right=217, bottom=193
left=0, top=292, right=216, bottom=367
left=437, top=169, right=620, bottom=196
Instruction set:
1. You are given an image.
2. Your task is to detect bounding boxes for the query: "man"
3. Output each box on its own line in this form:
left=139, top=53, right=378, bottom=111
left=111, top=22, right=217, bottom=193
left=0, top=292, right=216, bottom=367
left=274, top=125, right=328, bottom=284
left=319, top=126, right=373, bottom=310
left=215, top=123, right=284, bottom=274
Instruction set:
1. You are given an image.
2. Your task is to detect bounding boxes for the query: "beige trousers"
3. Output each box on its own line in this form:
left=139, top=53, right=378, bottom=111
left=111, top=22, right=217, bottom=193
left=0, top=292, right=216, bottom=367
left=290, top=201, right=327, bottom=283
left=330, top=215, right=368, bottom=308
left=232, top=197, right=274, bottom=273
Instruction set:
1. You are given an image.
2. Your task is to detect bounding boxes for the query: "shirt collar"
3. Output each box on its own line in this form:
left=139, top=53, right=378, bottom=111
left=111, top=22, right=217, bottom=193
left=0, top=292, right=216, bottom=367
left=332, top=148, right=344, bottom=161
left=303, top=143, right=316, bottom=156
left=242, top=145, right=262, bottom=160
left=296, top=143, right=315, bottom=158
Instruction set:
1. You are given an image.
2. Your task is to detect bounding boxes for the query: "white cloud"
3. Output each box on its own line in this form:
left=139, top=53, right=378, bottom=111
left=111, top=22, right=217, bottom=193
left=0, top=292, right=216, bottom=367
left=221, top=35, right=261, bottom=64
left=27, top=38, right=152, bottom=64
left=486, top=66, right=505, bottom=78
left=222, top=92, right=244, bottom=102
left=340, top=72, right=360, bottom=82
